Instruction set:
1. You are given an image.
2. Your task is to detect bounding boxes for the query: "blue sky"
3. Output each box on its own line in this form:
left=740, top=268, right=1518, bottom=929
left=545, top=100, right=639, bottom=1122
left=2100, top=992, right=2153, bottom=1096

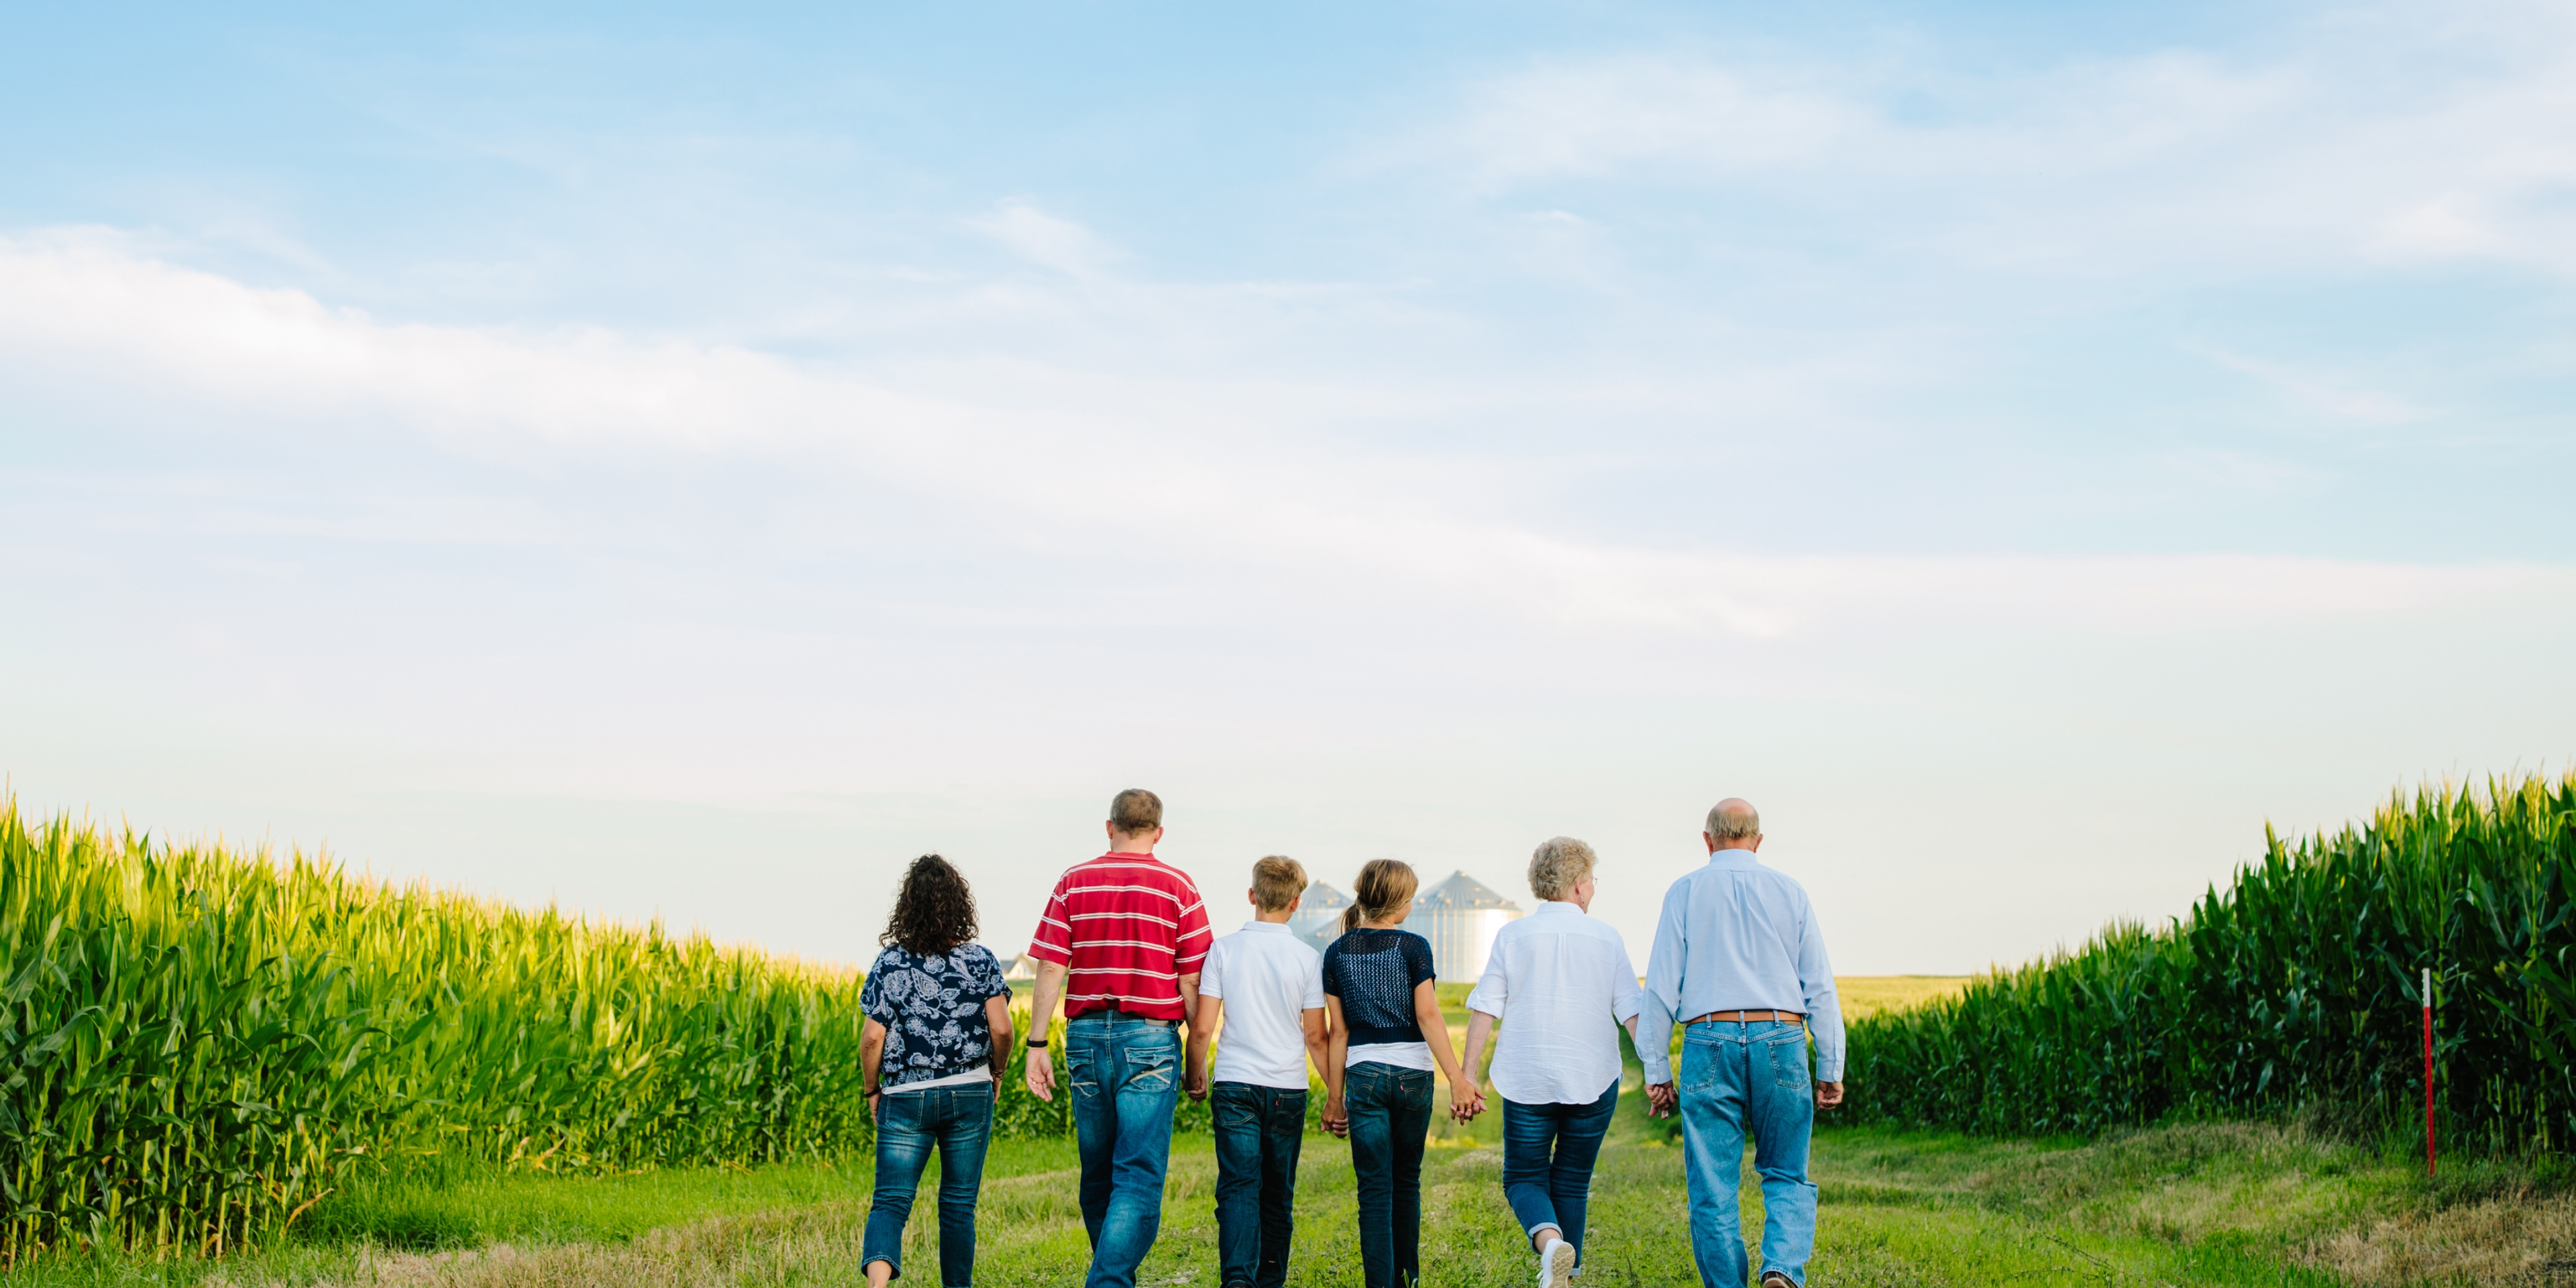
left=3, top=0, right=2571, bottom=972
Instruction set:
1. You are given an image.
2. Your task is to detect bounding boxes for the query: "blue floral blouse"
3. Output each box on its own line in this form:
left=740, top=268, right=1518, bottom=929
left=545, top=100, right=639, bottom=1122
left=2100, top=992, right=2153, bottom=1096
left=861, top=943, right=1010, bottom=1089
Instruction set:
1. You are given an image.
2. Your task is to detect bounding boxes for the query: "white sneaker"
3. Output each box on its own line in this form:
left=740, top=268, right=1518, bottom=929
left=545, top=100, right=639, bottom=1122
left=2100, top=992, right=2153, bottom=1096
left=1536, top=1236, right=1576, bottom=1288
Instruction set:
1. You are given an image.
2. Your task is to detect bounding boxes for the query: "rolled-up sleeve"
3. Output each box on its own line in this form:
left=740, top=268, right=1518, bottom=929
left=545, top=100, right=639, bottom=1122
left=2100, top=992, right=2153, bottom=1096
left=1796, top=895, right=1843, bottom=1081
left=1638, top=885, right=1686, bottom=1084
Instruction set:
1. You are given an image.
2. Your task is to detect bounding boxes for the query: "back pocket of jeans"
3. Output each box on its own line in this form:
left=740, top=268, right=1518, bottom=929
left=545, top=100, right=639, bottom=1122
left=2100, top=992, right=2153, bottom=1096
left=1767, top=1034, right=1811, bottom=1090
left=1126, top=1046, right=1175, bottom=1090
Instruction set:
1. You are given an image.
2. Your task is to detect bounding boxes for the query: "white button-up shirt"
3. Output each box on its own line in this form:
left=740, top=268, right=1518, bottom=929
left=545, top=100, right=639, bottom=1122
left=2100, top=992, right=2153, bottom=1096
left=1464, top=900, right=1644, bottom=1106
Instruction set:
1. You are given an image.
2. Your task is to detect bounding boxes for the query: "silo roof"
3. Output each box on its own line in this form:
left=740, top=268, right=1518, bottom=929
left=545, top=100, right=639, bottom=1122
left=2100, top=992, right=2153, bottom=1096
left=1413, top=869, right=1522, bottom=911
left=1300, top=881, right=1352, bottom=910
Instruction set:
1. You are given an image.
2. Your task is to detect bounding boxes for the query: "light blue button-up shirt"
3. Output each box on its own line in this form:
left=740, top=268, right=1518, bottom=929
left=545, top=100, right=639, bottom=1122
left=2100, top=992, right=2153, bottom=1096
left=1638, top=849, right=1843, bottom=1085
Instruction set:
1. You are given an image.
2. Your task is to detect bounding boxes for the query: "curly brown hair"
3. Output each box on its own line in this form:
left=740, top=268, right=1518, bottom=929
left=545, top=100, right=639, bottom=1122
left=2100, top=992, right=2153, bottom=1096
left=882, top=854, right=979, bottom=956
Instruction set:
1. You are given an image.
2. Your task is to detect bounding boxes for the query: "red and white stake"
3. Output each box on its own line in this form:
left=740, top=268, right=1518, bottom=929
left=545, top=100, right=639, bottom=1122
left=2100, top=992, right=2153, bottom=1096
left=2422, top=966, right=2436, bottom=1178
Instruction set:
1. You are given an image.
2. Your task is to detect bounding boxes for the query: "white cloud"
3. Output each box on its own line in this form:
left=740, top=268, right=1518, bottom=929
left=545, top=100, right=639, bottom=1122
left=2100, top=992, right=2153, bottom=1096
left=969, top=200, right=1119, bottom=277
left=1421, top=0, right=2576, bottom=274
left=1, top=231, right=2556, bottom=649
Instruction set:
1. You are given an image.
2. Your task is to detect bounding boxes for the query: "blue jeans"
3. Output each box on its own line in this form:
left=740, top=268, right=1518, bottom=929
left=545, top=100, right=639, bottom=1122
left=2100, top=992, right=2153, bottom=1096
left=1211, top=1081, right=1307, bottom=1288
left=863, top=1081, right=995, bottom=1287
left=1344, top=1063, right=1433, bottom=1288
left=1066, top=1013, right=1183, bottom=1288
left=1679, top=1020, right=1819, bottom=1287
left=1501, top=1079, right=1619, bottom=1264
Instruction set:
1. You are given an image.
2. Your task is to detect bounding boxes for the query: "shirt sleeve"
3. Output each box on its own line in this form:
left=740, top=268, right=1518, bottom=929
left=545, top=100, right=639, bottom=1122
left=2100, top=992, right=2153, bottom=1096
left=860, top=951, right=895, bottom=1024
left=1638, top=883, right=1688, bottom=1084
left=1172, top=876, right=1214, bottom=973
left=977, top=947, right=1010, bottom=1000
left=1407, top=934, right=1436, bottom=987
left=1198, top=936, right=1228, bottom=1000
left=1463, top=931, right=1507, bottom=1018
left=1796, top=892, right=1845, bottom=1081
left=1320, top=942, right=1343, bottom=1000
left=1301, top=949, right=1326, bottom=1010
left=1609, top=935, right=1644, bottom=1026
left=1028, top=875, right=1074, bottom=965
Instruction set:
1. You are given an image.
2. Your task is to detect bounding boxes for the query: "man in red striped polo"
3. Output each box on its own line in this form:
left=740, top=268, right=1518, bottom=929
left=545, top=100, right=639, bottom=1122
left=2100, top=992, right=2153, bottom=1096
left=1024, top=788, right=1212, bottom=1288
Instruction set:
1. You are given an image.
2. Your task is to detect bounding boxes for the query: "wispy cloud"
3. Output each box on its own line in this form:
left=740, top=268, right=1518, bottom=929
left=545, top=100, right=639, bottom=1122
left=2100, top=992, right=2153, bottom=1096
left=2, top=231, right=2551, bottom=647
left=1411, top=0, right=2576, bottom=275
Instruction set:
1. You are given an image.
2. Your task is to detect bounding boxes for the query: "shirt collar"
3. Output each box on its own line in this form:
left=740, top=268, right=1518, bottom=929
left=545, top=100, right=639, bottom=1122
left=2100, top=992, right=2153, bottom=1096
left=1096, top=851, right=1163, bottom=864
left=1534, top=900, right=1584, bottom=915
left=1239, top=920, right=1291, bottom=934
left=1706, top=848, right=1760, bottom=867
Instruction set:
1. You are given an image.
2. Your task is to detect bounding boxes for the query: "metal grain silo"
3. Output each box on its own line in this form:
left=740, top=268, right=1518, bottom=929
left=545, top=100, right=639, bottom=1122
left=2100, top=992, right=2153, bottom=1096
left=1412, top=870, right=1523, bottom=983
left=1291, top=880, right=1352, bottom=955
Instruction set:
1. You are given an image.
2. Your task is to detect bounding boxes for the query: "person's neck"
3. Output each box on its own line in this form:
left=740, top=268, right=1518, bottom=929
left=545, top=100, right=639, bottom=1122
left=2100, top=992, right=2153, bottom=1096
left=1108, top=840, right=1157, bottom=856
left=1252, top=912, right=1293, bottom=925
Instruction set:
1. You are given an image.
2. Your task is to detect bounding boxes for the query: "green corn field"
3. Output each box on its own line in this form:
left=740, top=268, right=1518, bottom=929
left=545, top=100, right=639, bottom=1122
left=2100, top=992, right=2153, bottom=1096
left=1846, top=771, right=2576, bottom=1154
left=0, top=804, right=898, bottom=1263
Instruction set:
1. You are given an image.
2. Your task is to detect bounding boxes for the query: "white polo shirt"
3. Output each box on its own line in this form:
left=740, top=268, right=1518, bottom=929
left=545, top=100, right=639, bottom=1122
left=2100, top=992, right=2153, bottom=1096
left=1199, top=920, right=1328, bottom=1090
left=1465, top=901, right=1644, bottom=1106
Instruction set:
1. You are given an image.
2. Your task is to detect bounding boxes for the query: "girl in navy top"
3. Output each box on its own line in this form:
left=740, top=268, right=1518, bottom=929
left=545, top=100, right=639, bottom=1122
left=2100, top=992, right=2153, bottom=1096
left=1320, top=859, right=1483, bottom=1288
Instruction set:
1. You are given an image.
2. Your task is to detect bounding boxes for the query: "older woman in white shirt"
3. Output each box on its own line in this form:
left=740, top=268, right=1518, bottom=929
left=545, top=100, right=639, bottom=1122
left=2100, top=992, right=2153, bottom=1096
left=1458, top=837, right=1644, bottom=1288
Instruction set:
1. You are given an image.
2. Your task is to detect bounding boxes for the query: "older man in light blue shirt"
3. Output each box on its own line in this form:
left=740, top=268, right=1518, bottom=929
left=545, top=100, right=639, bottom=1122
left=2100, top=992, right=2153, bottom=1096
left=1639, top=798, right=1842, bottom=1288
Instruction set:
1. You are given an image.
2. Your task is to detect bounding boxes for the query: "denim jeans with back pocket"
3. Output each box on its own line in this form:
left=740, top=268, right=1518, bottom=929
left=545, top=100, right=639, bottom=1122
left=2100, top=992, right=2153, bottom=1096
left=862, top=1081, right=995, bottom=1287
left=1678, top=1019, right=1819, bottom=1287
left=1065, top=1012, right=1183, bottom=1288
left=1210, top=1081, right=1307, bottom=1288
left=1344, top=1063, right=1434, bottom=1288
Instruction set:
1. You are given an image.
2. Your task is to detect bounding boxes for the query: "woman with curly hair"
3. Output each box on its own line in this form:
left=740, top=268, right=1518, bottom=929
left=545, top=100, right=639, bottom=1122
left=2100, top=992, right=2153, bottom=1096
left=861, top=854, right=1013, bottom=1288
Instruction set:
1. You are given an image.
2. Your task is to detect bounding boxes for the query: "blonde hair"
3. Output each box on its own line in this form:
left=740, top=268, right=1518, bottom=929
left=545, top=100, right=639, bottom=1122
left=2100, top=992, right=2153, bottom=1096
left=1250, top=855, right=1308, bottom=913
left=1527, top=837, right=1597, bottom=902
left=1341, top=859, right=1419, bottom=932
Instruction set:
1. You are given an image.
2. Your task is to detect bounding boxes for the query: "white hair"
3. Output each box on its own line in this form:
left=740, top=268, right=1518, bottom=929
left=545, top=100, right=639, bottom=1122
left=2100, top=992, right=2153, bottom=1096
left=1527, top=837, right=1597, bottom=902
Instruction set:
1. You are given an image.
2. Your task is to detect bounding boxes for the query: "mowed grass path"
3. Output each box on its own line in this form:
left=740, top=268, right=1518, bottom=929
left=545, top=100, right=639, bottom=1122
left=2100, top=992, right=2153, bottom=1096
left=25, top=1102, right=2429, bottom=1287
left=22, top=976, right=2561, bottom=1285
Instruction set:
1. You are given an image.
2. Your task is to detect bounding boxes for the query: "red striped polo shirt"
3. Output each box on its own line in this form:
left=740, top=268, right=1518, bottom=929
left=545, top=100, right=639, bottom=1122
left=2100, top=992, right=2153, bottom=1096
left=1026, top=852, right=1212, bottom=1021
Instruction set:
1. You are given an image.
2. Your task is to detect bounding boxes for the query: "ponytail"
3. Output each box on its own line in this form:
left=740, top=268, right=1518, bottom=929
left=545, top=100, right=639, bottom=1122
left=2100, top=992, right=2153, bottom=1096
left=1344, top=858, right=1419, bottom=932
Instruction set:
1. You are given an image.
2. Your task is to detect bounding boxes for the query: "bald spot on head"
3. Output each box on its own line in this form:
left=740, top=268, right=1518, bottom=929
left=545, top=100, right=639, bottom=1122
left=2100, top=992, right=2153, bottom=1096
left=1706, top=798, right=1761, bottom=841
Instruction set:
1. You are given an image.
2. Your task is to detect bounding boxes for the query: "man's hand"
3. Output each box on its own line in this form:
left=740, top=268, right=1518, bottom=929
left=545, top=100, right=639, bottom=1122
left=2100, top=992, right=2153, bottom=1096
left=1184, top=1066, right=1208, bottom=1103
left=1645, top=1081, right=1677, bottom=1118
left=1815, top=1080, right=1844, bottom=1110
left=1321, top=1095, right=1349, bottom=1138
left=1026, top=1046, right=1056, bottom=1102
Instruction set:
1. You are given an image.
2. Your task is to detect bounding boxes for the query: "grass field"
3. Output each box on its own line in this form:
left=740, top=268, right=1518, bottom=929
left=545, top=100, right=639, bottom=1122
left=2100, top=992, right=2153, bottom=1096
left=15, top=996, right=2571, bottom=1288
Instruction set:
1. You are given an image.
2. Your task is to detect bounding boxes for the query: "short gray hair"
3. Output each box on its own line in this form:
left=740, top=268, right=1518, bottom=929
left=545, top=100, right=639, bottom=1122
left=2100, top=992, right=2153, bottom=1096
left=1527, top=837, right=1597, bottom=902
left=1706, top=799, right=1761, bottom=840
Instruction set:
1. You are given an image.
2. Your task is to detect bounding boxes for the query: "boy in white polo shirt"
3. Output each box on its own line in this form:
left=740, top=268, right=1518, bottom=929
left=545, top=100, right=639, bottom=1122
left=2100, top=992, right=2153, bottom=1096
left=1184, top=856, right=1330, bottom=1288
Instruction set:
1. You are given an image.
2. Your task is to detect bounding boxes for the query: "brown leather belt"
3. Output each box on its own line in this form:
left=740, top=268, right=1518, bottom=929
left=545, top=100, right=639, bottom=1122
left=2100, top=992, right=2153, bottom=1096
left=1685, top=1010, right=1805, bottom=1025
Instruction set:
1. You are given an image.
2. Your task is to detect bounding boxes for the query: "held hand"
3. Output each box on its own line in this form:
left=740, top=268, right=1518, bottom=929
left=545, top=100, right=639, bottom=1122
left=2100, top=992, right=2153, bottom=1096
left=1815, top=1080, right=1844, bottom=1110
left=1645, top=1082, right=1677, bottom=1118
left=1026, top=1048, right=1055, bottom=1102
left=1448, top=1082, right=1485, bottom=1122
left=1321, top=1095, right=1349, bottom=1138
left=1185, top=1067, right=1209, bottom=1103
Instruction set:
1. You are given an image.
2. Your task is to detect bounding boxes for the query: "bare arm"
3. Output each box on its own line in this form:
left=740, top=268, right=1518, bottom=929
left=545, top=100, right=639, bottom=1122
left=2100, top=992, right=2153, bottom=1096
left=1024, top=959, right=1069, bottom=1101
left=862, top=1017, right=887, bottom=1121
left=1321, top=996, right=1350, bottom=1136
left=1459, top=1009, right=1497, bottom=1093
left=1415, top=981, right=1484, bottom=1119
left=986, top=994, right=1014, bottom=1079
left=1301, top=1007, right=1328, bottom=1083
left=1186, top=993, right=1222, bottom=1102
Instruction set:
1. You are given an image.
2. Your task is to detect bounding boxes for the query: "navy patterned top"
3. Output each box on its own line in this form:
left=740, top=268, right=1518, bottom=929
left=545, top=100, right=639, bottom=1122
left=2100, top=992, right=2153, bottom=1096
left=1320, top=928, right=1436, bottom=1047
left=861, top=943, right=1010, bottom=1090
